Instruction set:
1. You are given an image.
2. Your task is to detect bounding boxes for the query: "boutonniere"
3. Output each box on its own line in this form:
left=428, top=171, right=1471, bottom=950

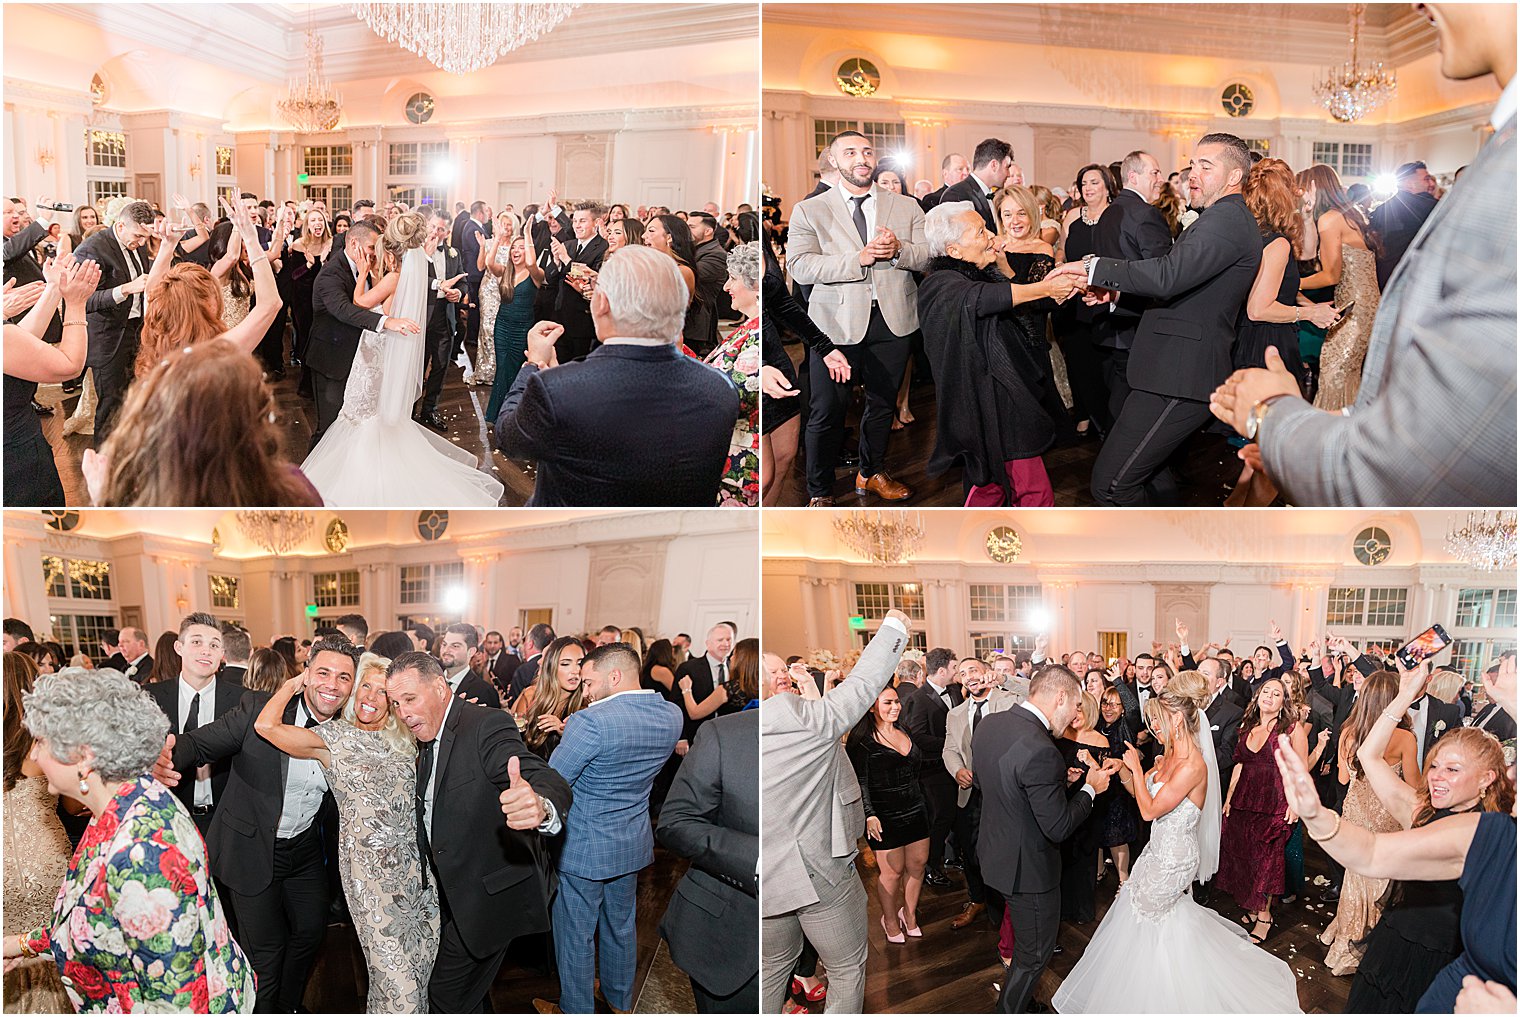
left=1434, top=719, right=1447, bottom=736
left=1179, top=209, right=1200, bottom=230
left=124, top=664, right=137, bottom=678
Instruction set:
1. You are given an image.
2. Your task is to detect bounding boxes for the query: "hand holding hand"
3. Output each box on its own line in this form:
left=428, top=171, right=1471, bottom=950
left=821, top=350, right=851, bottom=384
left=1048, top=260, right=1090, bottom=282
left=525, top=320, right=564, bottom=368
left=498, top=755, right=547, bottom=830
left=761, top=364, right=799, bottom=399
left=1081, top=286, right=1117, bottom=306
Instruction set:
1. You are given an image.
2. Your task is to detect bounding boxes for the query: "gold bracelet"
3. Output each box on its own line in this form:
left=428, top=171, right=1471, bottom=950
left=17, top=934, right=36, bottom=959
left=64, top=320, right=86, bottom=327
left=1308, top=812, right=1342, bottom=842
left=1381, top=709, right=1404, bottom=723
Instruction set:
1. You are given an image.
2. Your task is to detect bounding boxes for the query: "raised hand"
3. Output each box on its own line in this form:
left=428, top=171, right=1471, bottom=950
left=171, top=192, right=191, bottom=211
left=525, top=320, right=564, bottom=368
left=3, top=278, right=47, bottom=318
left=498, top=754, right=547, bottom=830
left=1268, top=619, right=1283, bottom=643
left=1175, top=618, right=1189, bottom=644
left=1121, top=740, right=1143, bottom=775
left=1035, top=633, right=1049, bottom=657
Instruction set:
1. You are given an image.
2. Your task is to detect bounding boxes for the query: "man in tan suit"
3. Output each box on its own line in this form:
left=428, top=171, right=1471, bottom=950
left=786, top=130, right=929, bottom=505
left=942, top=657, right=1020, bottom=931
left=760, top=613, right=911, bottom=1013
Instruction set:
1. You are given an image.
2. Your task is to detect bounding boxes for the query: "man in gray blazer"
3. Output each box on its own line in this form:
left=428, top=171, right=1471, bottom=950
left=1210, top=4, right=1516, bottom=507
left=760, top=612, right=911, bottom=1013
left=786, top=131, right=929, bottom=505
left=942, top=657, right=1020, bottom=931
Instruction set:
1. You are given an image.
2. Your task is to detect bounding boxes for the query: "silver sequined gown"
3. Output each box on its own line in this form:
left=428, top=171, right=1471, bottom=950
left=316, top=722, right=440, bottom=1013
left=1313, top=245, right=1380, bottom=411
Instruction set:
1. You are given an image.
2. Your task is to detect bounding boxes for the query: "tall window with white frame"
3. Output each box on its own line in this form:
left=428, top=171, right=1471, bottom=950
left=42, top=553, right=117, bottom=659
left=851, top=581, right=927, bottom=651
left=967, top=583, right=1044, bottom=660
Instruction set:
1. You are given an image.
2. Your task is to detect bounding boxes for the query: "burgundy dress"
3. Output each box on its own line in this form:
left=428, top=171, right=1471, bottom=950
left=1214, top=726, right=1291, bottom=911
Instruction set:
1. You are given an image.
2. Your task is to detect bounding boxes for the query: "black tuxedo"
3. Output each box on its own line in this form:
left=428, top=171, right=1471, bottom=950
left=451, top=209, right=471, bottom=252
left=447, top=667, right=502, bottom=710
left=172, top=691, right=335, bottom=1012
left=455, top=218, right=488, bottom=357
left=1471, top=701, right=1517, bottom=742
left=146, top=677, right=244, bottom=817
left=1093, top=188, right=1174, bottom=421
left=495, top=343, right=740, bottom=506
left=103, top=652, right=153, bottom=684
left=657, top=710, right=758, bottom=1011
left=688, top=239, right=729, bottom=356
left=1204, top=692, right=1244, bottom=767
left=422, top=700, right=572, bottom=1013
left=509, top=654, right=543, bottom=706
left=73, top=227, right=151, bottom=439
left=541, top=233, right=608, bottom=362
left=4, top=221, right=61, bottom=342
left=1088, top=193, right=1262, bottom=505
left=422, top=246, right=467, bottom=415
left=1369, top=189, right=1437, bottom=289
left=903, top=681, right=964, bottom=872
left=973, top=705, right=1094, bottom=1013
left=219, top=664, right=247, bottom=687
left=940, top=175, right=998, bottom=231
left=918, top=183, right=949, bottom=212
left=1411, top=694, right=1463, bottom=769
left=483, top=650, right=521, bottom=691
left=674, top=656, right=727, bottom=741
left=305, top=251, right=384, bottom=447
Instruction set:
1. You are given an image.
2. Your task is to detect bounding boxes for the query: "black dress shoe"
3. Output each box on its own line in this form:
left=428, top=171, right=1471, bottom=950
left=1319, top=887, right=1340, bottom=903
left=419, top=410, right=447, bottom=431
left=32, top=399, right=53, bottom=415
left=923, top=869, right=951, bottom=888
left=61, top=381, right=82, bottom=394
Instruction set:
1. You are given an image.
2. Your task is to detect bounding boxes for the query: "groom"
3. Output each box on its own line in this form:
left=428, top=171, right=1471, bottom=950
left=304, top=219, right=422, bottom=449
left=974, top=663, right=1116, bottom=1013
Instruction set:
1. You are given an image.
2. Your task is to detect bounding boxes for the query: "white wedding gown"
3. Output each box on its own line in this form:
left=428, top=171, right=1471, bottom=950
left=1053, top=731, right=1302, bottom=1014
left=301, top=247, right=503, bottom=506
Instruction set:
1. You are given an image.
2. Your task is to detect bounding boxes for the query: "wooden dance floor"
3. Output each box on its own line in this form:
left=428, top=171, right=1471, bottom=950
left=304, top=846, right=695, bottom=1013
left=815, top=844, right=1352, bottom=1014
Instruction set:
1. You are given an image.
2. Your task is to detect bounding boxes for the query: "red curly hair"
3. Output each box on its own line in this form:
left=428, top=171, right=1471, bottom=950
left=1243, top=158, right=1304, bottom=257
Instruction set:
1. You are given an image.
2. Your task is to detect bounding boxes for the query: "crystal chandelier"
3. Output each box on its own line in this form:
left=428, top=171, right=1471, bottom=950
left=350, top=2, right=581, bottom=75
left=1444, top=511, right=1517, bottom=573
left=279, top=28, right=343, bottom=133
left=237, top=511, right=316, bottom=556
left=833, top=511, right=926, bottom=565
left=1312, top=4, right=1396, bottom=123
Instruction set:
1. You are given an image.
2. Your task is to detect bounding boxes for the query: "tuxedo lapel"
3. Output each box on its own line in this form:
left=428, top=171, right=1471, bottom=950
left=433, top=700, right=466, bottom=808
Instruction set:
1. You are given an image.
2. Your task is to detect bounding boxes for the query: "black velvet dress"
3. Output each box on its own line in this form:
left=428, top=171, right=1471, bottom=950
left=3, top=370, right=65, bottom=505
left=848, top=733, right=929, bottom=850
left=1232, top=231, right=1306, bottom=386
left=762, top=242, right=829, bottom=434
left=1057, top=737, right=1105, bottom=922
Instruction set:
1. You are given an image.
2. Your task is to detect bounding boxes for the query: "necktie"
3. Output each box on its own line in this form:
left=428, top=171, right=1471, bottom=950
left=971, top=699, right=985, bottom=735
left=415, top=739, right=435, bottom=887
left=717, top=663, right=727, bottom=685
left=850, top=195, right=869, bottom=243
left=303, top=713, right=320, bottom=729
left=184, top=693, right=201, bottom=734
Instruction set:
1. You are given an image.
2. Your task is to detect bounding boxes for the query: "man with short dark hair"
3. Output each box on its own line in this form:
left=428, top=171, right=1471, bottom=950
left=596, top=625, right=623, bottom=646
left=146, top=615, right=243, bottom=832
left=940, top=138, right=1014, bottom=230
left=220, top=624, right=252, bottom=686
left=942, top=656, right=1018, bottom=930
left=542, top=200, right=608, bottom=362
left=72, top=199, right=157, bottom=438
left=438, top=622, right=502, bottom=708
left=902, top=645, right=964, bottom=886
left=2, top=618, right=35, bottom=652
left=481, top=629, right=521, bottom=690
left=686, top=211, right=728, bottom=355
left=335, top=613, right=368, bottom=648
left=1369, top=161, right=1438, bottom=288
left=407, top=622, right=437, bottom=653
left=510, top=622, right=558, bottom=704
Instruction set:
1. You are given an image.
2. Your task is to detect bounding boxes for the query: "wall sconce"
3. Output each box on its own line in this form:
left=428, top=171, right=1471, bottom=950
left=188, top=157, right=203, bottom=179
left=37, top=147, right=55, bottom=170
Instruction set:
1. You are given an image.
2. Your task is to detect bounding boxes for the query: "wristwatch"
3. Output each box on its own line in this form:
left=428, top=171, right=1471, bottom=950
left=1081, top=253, right=1097, bottom=277
left=1244, top=394, right=1290, bottom=441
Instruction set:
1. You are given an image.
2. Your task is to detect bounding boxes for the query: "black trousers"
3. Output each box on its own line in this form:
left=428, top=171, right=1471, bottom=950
left=952, top=788, right=987, bottom=904
left=309, top=368, right=346, bottom=451
left=90, top=318, right=142, bottom=442
left=996, top=885, right=1059, bottom=1014
left=803, top=306, right=910, bottom=497
left=920, top=775, right=957, bottom=872
left=691, top=972, right=758, bottom=1013
left=1099, top=345, right=1133, bottom=426
left=1089, top=390, right=1212, bottom=505
left=427, top=909, right=507, bottom=1013
left=231, top=825, right=328, bottom=1014
left=421, top=298, right=453, bottom=414
left=455, top=275, right=483, bottom=358
left=254, top=297, right=287, bottom=372
left=1059, top=320, right=1112, bottom=432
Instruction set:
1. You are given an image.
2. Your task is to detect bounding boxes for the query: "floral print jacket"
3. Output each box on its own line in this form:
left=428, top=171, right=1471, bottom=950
left=21, top=775, right=254, bottom=1013
left=707, top=316, right=760, bottom=507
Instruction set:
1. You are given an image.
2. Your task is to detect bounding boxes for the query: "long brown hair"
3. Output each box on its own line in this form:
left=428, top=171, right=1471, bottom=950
left=1154, top=181, right=1185, bottom=237
left=245, top=647, right=291, bottom=693
left=1295, top=163, right=1380, bottom=256
left=729, top=637, right=759, bottom=702
left=98, top=341, right=317, bottom=506
left=137, top=263, right=226, bottom=377
left=4, top=652, right=40, bottom=792
left=1240, top=677, right=1296, bottom=741
left=522, top=636, right=588, bottom=754
left=1411, top=727, right=1514, bottom=828
left=1340, top=671, right=1411, bottom=778
left=1243, top=158, right=1304, bottom=256
left=147, top=631, right=181, bottom=684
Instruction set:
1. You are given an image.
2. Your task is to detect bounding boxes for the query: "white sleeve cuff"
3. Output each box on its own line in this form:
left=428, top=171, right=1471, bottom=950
left=879, top=616, right=908, bottom=636
left=1081, top=784, right=1097, bottom=800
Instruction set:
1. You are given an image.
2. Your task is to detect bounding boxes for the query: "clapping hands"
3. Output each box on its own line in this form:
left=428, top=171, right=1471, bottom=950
left=2, top=278, right=46, bottom=318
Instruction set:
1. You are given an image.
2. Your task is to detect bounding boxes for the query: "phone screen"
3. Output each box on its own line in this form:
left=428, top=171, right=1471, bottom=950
left=1397, top=624, right=1451, bottom=669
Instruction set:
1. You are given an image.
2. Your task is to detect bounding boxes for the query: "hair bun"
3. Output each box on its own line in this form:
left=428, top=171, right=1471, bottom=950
left=383, top=211, right=429, bottom=256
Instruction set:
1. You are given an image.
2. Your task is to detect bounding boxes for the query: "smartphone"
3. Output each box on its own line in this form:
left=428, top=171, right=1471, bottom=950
left=1397, top=623, right=1452, bottom=670
left=1335, top=299, right=1356, bottom=317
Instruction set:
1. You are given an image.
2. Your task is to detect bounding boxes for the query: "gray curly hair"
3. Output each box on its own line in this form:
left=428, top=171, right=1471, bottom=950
left=24, top=671, right=169, bottom=783
left=726, top=241, right=761, bottom=292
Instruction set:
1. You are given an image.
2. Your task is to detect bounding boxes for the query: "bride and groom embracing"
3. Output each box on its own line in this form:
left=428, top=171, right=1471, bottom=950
left=975, top=665, right=1301, bottom=1014
left=303, top=213, right=504, bottom=506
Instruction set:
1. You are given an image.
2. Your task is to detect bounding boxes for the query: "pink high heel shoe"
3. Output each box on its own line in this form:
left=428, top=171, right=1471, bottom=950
left=880, top=915, right=905, bottom=944
left=898, top=907, right=922, bottom=938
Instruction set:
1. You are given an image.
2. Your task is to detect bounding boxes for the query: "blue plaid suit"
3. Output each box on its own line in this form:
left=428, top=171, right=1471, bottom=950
left=1261, top=114, right=1516, bottom=505
left=549, top=690, right=682, bottom=1012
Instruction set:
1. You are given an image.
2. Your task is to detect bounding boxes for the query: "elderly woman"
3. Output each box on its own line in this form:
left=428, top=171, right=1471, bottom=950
left=253, top=652, right=438, bottom=1013
left=917, top=201, right=1077, bottom=506
left=705, top=240, right=760, bottom=506
left=3, top=671, right=253, bottom=1012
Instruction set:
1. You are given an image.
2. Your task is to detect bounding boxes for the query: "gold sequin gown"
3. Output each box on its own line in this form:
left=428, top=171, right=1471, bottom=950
left=3, top=775, right=73, bottom=1013
left=1313, top=245, right=1380, bottom=411
left=1321, top=767, right=1403, bottom=975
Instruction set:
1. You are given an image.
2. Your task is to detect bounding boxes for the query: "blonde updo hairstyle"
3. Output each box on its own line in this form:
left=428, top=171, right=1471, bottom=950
left=381, top=211, right=430, bottom=261
left=1142, top=669, right=1209, bottom=751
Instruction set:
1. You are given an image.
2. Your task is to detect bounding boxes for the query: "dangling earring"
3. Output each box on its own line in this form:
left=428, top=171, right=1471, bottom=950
left=77, top=771, right=90, bottom=795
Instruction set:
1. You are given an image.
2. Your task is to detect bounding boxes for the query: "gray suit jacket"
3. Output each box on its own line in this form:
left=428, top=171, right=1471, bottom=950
left=943, top=688, right=1021, bottom=807
left=759, top=623, right=907, bottom=916
left=1261, top=116, right=1516, bottom=506
left=785, top=186, right=928, bottom=344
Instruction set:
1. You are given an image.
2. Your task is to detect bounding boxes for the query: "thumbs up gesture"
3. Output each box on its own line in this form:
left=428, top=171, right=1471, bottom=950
left=499, top=754, right=547, bottom=830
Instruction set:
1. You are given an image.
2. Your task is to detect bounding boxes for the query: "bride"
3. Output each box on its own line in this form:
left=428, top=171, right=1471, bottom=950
left=301, top=212, right=504, bottom=505
left=1053, top=670, right=1302, bottom=1014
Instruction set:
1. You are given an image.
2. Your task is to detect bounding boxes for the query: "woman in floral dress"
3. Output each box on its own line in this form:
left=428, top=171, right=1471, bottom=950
left=705, top=241, right=760, bottom=506
left=3, top=671, right=254, bottom=1013
left=254, top=653, right=439, bottom=1013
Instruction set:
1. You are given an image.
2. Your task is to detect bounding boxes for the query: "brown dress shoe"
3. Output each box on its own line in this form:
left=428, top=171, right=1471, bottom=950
left=807, top=496, right=836, bottom=507
left=855, top=472, right=912, bottom=500
left=531, top=1000, right=562, bottom=1014
left=951, top=901, right=986, bottom=929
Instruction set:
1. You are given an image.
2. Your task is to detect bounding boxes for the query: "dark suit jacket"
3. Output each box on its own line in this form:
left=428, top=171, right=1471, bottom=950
left=219, top=665, right=246, bottom=687
left=426, top=700, right=572, bottom=956
left=1205, top=693, right=1243, bottom=767
left=74, top=228, right=150, bottom=366
left=1471, top=701, right=1518, bottom=742
left=674, top=656, right=722, bottom=741
left=1093, top=188, right=1173, bottom=351
left=1414, top=694, right=1463, bottom=768
left=459, top=219, right=486, bottom=284
left=146, top=677, right=245, bottom=811
left=902, top=683, right=964, bottom=787
left=509, top=654, right=542, bottom=706
left=484, top=651, right=522, bottom=690
left=495, top=344, right=739, bottom=506
left=171, top=691, right=332, bottom=896
left=918, top=184, right=949, bottom=212
left=1088, top=193, right=1262, bottom=402
left=542, top=233, right=608, bottom=354
left=104, top=652, right=153, bottom=683
left=4, top=222, right=62, bottom=343
left=450, top=668, right=503, bottom=710
left=1369, top=189, right=1437, bottom=289
left=657, top=710, right=758, bottom=996
left=974, top=706, right=1093, bottom=895
left=689, top=239, right=728, bottom=349
left=940, top=176, right=997, bottom=231
left=450, top=209, right=471, bottom=252
left=305, top=252, right=384, bottom=383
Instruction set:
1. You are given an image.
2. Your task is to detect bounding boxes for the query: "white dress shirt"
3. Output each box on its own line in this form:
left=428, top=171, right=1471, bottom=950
left=925, top=678, right=954, bottom=709
left=276, top=698, right=329, bottom=839
left=1408, top=696, right=1430, bottom=762
left=177, top=676, right=216, bottom=808
left=445, top=665, right=472, bottom=693
left=1493, top=74, right=1517, bottom=130
left=110, top=226, right=144, bottom=318
left=707, top=652, right=729, bottom=686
